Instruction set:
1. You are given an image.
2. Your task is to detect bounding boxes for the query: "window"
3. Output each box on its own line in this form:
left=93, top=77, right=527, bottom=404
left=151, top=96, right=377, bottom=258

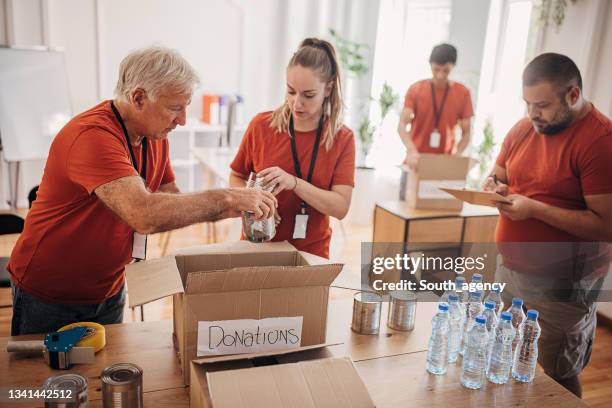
left=367, top=0, right=452, bottom=168
left=473, top=0, right=536, bottom=153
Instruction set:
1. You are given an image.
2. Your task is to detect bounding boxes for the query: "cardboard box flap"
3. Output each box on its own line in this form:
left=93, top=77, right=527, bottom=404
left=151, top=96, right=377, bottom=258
left=184, top=263, right=343, bottom=294
left=172, top=240, right=297, bottom=256
left=206, top=357, right=375, bottom=408
left=180, top=251, right=298, bottom=274
left=418, top=153, right=476, bottom=177
left=125, top=256, right=184, bottom=307
left=297, top=251, right=333, bottom=266
left=298, top=357, right=375, bottom=408
left=193, top=343, right=330, bottom=365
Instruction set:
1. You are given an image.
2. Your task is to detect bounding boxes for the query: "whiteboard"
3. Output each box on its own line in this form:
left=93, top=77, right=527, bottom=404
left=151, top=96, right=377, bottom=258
left=0, top=47, right=72, bottom=162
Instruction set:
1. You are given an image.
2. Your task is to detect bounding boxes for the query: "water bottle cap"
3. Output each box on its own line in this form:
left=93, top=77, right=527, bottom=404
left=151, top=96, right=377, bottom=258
left=484, top=300, right=496, bottom=309
left=448, top=293, right=459, bottom=302
left=512, top=297, right=523, bottom=306
left=472, top=273, right=483, bottom=282
left=527, top=309, right=539, bottom=319
left=475, top=315, right=486, bottom=325
left=492, top=287, right=500, bottom=293
left=438, top=302, right=449, bottom=312
left=500, top=311, right=512, bottom=321
left=456, top=276, right=466, bottom=284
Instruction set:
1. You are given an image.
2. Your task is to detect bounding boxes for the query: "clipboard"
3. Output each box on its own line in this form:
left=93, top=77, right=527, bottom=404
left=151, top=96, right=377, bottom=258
left=439, top=187, right=511, bottom=207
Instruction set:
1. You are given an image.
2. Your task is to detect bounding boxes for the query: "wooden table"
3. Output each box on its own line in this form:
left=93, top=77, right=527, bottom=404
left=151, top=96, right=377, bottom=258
left=0, top=288, right=585, bottom=407
left=372, top=201, right=500, bottom=286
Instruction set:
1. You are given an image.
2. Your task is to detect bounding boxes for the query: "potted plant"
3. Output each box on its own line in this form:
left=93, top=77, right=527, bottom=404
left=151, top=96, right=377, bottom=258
left=357, top=116, right=376, bottom=169
left=468, top=118, right=496, bottom=188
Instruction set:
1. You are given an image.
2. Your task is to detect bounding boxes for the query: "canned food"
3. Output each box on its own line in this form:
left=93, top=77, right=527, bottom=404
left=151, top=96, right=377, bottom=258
left=43, top=373, right=88, bottom=408
left=101, top=363, right=143, bottom=408
left=387, top=290, right=417, bottom=331
left=351, top=291, right=383, bottom=335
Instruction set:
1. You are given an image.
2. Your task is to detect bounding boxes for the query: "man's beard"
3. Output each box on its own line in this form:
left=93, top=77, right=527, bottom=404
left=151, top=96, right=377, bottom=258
left=532, top=107, right=574, bottom=135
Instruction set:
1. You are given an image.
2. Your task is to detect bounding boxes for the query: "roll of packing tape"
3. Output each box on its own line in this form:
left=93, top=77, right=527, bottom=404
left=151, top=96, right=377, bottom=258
left=58, top=322, right=106, bottom=353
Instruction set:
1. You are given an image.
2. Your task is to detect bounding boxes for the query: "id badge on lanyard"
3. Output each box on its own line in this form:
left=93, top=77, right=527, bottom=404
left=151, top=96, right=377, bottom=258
left=289, top=115, right=323, bottom=240
left=429, top=129, right=441, bottom=148
left=132, top=233, right=148, bottom=260
left=430, top=81, right=449, bottom=150
left=293, top=205, right=309, bottom=240
left=111, top=101, right=149, bottom=260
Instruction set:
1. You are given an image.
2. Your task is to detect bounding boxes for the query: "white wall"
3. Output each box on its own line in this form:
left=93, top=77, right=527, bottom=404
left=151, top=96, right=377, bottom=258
left=588, top=1, right=612, bottom=116
left=0, top=0, right=379, bottom=207
left=46, top=0, right=98, bottom=113
left=537, top=0, right=611, bottom=116
left=0, top=0, right=48, bottom=208
left=0, top=0, right=6, bottom=45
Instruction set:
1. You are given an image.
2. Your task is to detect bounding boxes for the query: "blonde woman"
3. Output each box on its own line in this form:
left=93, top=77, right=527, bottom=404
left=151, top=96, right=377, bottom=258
left=230, top=38, right=355, bottom=258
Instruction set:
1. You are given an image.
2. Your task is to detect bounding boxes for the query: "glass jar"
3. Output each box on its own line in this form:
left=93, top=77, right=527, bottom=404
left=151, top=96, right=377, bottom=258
left=241, top=172, right=276, bottom=242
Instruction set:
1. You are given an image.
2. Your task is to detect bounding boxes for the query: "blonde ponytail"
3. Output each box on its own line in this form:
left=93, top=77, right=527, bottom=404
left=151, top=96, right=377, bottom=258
left=270, top=38, right=344, bottom=150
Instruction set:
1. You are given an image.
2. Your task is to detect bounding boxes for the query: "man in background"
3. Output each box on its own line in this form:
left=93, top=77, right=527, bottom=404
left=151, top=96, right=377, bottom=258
left=398, top=43, right=474, bottom=200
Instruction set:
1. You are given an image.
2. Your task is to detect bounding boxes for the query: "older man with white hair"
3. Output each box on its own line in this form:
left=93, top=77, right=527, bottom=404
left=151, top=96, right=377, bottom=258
left=8, top=46, right=276, bottom=335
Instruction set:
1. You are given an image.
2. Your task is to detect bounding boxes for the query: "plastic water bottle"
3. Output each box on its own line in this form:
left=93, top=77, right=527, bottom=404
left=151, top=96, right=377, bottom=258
left=482, top=300, right=498, bottom=370
left=512, top=309, right=541, bottom=383
left=455, top=275, right=468, bottom=302
left=461, top=291, right=483, bottom=355
left=484, top=287, right=504, bottom=316
left=447, top=293, right=464, bottom=363
left=461, top=315, right=489, bottom=389
left=506, top=298, right=525, bottom=354
left=471, top=273, right=483, bottom=284
left=426, top=303, right=450, bottom=375
left=487, top=311, right=516, bottom=384
left=440, top=275, right=466, bottom=304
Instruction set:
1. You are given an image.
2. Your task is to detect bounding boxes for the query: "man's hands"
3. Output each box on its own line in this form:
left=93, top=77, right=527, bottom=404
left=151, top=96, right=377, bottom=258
left=482, top=176, right=509, bottom=196
left=481, top=176, right=540, bottom=221
left=403, top=149, right=421, bottom=172
left=496, top=194, right=540, bottom=221
left=226, top=188, right=277, bottom=220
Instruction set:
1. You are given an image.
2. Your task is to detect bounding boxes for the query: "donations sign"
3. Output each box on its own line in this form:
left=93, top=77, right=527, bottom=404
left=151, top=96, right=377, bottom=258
left=197, top=316, right=303, bottom=356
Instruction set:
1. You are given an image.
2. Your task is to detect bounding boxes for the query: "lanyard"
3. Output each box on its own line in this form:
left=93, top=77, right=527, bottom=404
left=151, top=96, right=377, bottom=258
left=431, top=81, right=450, bottom=131
left=110, top=101, right=147, bottom=181
left=288, top=114, right=324, bottom=212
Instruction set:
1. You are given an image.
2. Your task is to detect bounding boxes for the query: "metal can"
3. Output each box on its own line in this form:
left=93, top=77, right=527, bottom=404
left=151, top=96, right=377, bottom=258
left=351, top=291, right=383, bottom=335
left=101, top=363, right=143, bottom=408
left=387, top=290, right=417, bottom=331
left=43, top=373, right=88, bottom=408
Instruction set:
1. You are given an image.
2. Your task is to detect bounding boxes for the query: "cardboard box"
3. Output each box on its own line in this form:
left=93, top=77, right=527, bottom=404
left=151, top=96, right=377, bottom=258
left=405, top=153, right=476, bottom=210
left=125, top=241, right=343, bottom=385
left=190, top=344, right=375, bottom=408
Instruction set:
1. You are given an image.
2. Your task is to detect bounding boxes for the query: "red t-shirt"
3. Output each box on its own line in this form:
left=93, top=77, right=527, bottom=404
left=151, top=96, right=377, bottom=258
left=230, top=112, right=355, bottom=258
left=495, top=105, right=612, bottom=277
left=8, top=101, right=175, bottom=303
left=404, top=79, right=473, bottom=154
left=496, top=105, right=612, bottom=242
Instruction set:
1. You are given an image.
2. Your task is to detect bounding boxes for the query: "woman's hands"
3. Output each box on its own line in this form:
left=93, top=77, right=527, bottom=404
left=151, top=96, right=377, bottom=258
left=258, top=166, right=297, bottom=195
